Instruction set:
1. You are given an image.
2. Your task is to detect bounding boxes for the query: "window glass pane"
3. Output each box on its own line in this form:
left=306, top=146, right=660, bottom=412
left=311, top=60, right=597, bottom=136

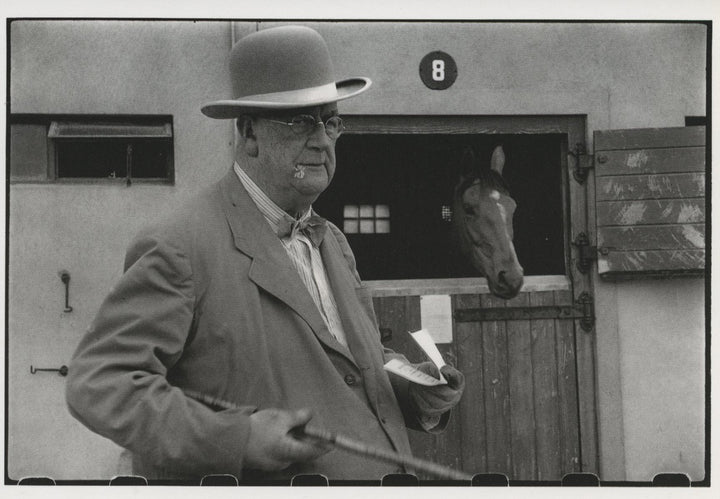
left=344, top=220, right=359, bottom=234
left=375, top=204, right=390, bottom=218
left=375, top=220, right=391, bottom=233
left=130, top=140, right=172, bottom=178
left=359, top=205, right=374, bottom=218
left=56, top=140, right=128, bottom=178
left=359, top=220, right=375, bottom=234
left=343, top=205, right=359, bottom=218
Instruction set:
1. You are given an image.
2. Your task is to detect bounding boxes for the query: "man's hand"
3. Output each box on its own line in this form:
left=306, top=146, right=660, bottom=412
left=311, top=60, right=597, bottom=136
left=409, top=363, right=466, bottom=418
left=244, top=408, right=332, bottom=471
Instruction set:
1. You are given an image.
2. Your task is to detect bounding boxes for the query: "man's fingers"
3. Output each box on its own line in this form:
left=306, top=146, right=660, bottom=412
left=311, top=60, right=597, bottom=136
left=246, top=408, right=331, bottom=470
left=440, top=365, right=465, bottom=390
left=286, top=408, right=314, bottom=429
left=282, top=432, right=332, bottom=461
left=415, top=361, right=440, bottom=377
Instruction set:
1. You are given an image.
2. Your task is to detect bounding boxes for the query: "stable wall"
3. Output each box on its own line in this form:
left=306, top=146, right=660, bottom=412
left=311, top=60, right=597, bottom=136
left=8, top=20, right=707, bottom=481
left=299, top=21, right=706, bottom=482
left=8, top=20, right=244, bottom=479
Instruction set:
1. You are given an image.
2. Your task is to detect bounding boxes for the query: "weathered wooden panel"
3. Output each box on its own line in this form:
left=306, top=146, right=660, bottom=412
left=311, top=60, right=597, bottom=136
left=408, top=343, right=465, bottom=479
left=375, top=289, right=585, bottom=481
left=594, top=147, right=705, bottom=176
left=595, top=126, right=705, bottom=150
left=596, top=173, right=705, bottom=201
left=598, top=224, right=705, bottom=251
left=454, top=294, right=487, bottom=475
left=505, top=293, right=537, bottom=479
left=554, top=290, right=581, bottom=475
left=372, top=296, right=435, bottom=468
left=481, top=294, right=512, bottom=475
left=598, top=249, right=705, bottom=274
left=594, top=126, right=706, bottom=277
left=568, top=123, right=599, bottom=474
left=530, top=292, right=561, bottom=480
left=596, top=199, right=704, bottom=226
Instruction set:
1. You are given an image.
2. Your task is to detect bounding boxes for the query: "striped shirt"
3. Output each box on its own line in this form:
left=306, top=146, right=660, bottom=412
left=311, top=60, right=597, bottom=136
left=234, top=163, right=349, bottom=348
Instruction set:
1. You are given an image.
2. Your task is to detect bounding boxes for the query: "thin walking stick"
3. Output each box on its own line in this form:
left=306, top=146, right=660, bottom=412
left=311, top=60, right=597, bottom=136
left=183, top=389, right=473, bottom=481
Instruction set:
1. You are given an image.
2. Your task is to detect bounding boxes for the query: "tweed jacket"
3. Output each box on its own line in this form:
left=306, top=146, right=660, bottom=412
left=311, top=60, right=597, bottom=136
left=66, top=169, right=434, bottom=481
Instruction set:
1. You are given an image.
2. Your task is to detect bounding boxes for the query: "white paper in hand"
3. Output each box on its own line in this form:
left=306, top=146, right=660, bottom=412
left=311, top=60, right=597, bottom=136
left=383, top=359, right=447, bottom=386
left=383, top=329, right=448, bottom=385
left=410, top=329, right=448, bottom=383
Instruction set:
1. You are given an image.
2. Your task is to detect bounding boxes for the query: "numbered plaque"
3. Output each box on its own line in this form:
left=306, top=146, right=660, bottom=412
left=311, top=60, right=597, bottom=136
left=419, top=51, right=457, bottom=90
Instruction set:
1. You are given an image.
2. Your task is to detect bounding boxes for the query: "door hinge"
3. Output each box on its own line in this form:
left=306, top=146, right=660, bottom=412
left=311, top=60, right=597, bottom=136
left=573, top=232, right=597, bottom=274
left=454, top=291, right=595, bottom=332
left=576, top=291, right=595, bottom=333
left=569, top=142, right=594, bottom=184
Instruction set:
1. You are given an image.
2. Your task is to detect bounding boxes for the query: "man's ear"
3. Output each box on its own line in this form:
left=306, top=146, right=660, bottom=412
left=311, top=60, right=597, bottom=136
left=237, top=116, right=259, bottom=157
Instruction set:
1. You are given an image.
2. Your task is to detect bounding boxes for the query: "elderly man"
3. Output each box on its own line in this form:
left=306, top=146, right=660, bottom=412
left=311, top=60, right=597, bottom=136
left=66, top=25, right=464, bottom=482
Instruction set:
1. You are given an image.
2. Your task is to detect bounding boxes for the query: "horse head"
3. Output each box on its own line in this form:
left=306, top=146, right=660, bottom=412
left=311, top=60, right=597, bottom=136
left=453, top=145, right=524, bottom=299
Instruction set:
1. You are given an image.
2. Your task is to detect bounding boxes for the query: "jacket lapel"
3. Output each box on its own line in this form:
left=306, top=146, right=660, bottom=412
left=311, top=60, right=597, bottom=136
left=217, top=170, right=357, bottom=365
left=320, top=232, right=383, bottom=412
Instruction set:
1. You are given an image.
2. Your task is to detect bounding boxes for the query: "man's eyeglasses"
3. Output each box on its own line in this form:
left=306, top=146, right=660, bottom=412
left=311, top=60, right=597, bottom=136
left=265, top=114, right=345, bottom=140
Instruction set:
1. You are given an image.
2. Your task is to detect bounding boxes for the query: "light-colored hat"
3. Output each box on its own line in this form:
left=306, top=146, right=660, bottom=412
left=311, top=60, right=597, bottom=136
left=201, top=25, right=371, bottom=119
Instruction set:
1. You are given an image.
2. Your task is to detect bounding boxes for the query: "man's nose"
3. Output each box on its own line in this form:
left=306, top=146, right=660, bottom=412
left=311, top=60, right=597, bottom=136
left=306, top=121, right=333, bottom=148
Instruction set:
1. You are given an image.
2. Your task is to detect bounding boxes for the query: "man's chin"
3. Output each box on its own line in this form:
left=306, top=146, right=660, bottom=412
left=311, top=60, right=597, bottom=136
left=292, top=178, right=330, bottom=200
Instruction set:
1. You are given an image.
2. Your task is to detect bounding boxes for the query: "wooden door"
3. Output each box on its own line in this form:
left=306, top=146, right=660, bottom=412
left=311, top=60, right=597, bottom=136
left=374, top=286, right=586, bottom=480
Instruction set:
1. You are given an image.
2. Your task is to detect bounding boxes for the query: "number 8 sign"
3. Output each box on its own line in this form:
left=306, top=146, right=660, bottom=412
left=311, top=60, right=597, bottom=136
left=419, top=51, right=457, bottom=90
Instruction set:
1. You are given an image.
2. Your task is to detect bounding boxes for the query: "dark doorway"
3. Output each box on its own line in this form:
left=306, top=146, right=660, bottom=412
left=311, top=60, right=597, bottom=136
left=314, top=133, right=566, bottom=280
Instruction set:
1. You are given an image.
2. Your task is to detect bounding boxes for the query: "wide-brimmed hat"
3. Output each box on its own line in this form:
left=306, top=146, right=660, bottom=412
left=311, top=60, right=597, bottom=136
left=201, top=25, right=371, bottom=119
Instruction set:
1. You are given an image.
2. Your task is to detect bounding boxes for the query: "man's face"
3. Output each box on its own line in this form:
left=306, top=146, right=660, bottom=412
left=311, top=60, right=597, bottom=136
left=252, top=103, right=339, bottom=213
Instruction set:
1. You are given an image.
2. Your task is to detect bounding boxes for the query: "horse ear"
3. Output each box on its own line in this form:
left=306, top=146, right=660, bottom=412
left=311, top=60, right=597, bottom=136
left=460, top=147, right=476, bottom=176
left=490, top=145, right=505, bottom=176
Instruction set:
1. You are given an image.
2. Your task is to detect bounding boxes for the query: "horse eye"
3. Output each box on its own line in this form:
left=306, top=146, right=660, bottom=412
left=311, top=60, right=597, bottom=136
left=463, top=205, right=475, bottom=215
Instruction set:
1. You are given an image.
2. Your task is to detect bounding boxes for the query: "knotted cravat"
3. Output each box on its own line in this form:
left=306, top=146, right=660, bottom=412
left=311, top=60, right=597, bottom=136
left=276, top=214, right=328, bottom=247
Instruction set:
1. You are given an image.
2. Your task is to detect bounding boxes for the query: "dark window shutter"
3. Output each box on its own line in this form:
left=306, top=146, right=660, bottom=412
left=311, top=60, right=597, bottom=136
left=594, top=126, right=705, bottom=277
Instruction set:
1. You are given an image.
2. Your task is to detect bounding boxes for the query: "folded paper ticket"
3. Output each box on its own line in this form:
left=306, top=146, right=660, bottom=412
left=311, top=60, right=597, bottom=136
left=383, top=329, right=448, bottom=386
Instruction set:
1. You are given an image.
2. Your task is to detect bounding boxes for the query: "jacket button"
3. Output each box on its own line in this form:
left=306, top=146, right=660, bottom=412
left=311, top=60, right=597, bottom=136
left=344, top=374, right=357, bottom=386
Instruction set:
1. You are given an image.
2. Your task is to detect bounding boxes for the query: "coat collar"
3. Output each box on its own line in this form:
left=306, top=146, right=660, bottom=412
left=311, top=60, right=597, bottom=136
left=217, top=169, right=357, bottom=365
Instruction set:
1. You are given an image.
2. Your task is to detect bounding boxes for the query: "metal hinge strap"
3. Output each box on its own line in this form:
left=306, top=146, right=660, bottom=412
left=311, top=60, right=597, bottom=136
left=454, top=292, right=595, bottom=332
left=569, top=142, right=594, bottom=184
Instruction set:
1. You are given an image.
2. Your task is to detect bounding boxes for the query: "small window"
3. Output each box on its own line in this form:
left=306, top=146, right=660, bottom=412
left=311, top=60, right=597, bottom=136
left=9, top=115, right=174, bottom=184
left=343, top=204, right=391, bottom=234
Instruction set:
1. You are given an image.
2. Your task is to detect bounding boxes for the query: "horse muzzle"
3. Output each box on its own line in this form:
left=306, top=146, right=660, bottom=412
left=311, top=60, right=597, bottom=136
left=490, top=268, right=524, bottom=299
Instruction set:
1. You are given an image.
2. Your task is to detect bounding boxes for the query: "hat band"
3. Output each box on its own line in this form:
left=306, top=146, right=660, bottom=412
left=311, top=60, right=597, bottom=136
left=237, top=82, right=339, bottom=105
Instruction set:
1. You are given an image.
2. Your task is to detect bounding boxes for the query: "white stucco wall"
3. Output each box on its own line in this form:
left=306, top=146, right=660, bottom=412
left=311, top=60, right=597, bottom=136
left=8, top=20, right=707, bottom=481
left=615, top=279, right=705, bottom=480
left=8, top=20, right=242, bottom=479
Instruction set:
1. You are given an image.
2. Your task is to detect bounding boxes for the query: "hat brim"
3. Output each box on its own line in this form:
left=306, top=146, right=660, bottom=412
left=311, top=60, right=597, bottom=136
left=201, top=77, right=371, bottom=119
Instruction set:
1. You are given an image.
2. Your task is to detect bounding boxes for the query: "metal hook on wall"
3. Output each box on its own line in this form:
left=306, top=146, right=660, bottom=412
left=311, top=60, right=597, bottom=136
left=30, top=365, right=69, bottom=376
left=59, top=270, right=73, bottom=313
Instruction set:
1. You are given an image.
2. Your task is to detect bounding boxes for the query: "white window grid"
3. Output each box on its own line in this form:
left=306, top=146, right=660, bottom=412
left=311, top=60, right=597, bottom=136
left=343, top=204, right=390, bottom=234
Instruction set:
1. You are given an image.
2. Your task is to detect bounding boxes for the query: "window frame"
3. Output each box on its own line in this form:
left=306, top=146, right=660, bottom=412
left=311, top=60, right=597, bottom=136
left=340, top=114, right=586, bottom=295
left=9, top=114, right=175, bottom=185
